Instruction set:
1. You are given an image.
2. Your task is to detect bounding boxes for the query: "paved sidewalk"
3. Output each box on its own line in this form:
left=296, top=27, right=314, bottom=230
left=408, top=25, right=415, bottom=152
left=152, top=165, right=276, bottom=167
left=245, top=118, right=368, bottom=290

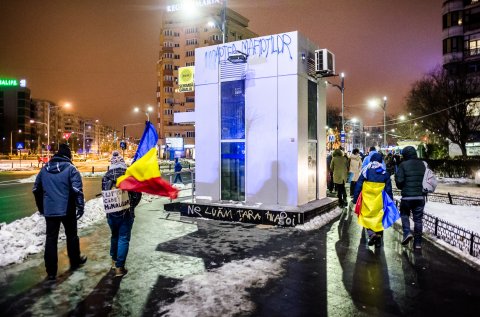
left=1, top=200, right=480, bottom=316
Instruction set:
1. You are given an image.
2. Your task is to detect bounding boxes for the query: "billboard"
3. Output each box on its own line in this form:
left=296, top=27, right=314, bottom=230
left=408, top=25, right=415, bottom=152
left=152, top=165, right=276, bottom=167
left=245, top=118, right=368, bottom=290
left=178, top=66, right=195, bottom=92
left=166, top=137, right=184, bottom=151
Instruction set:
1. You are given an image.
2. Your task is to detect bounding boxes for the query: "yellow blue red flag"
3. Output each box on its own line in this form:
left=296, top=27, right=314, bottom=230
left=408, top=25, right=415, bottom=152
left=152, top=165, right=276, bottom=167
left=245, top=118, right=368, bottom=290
left=116, top=122, right=178, bottom=199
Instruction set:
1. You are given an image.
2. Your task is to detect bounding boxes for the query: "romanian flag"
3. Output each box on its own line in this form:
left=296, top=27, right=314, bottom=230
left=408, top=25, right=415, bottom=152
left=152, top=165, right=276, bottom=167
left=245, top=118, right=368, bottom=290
left=356, top=181, right=399, bottom=231
left=116, top=122, right=178, bottom=199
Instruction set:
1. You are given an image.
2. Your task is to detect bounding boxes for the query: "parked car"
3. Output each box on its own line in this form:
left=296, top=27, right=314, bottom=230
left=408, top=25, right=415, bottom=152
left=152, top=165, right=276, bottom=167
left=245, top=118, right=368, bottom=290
left=475, top=168, right=480, bottom=186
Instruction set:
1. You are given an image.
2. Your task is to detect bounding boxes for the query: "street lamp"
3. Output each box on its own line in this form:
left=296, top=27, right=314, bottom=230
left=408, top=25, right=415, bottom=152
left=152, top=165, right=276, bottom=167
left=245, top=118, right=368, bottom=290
left=368, top=96, right=387, bottom=148
left=10, top=129, right=22, bottom=156
left=326, top=72, right=345, bottom=131
left=46, top=102, right=71, bottom=158
left=134, top=106, right=154, bottom=122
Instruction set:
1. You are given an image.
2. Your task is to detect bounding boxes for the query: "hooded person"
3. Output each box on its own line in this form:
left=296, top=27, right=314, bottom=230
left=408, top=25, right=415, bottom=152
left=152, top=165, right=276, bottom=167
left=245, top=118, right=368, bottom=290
left=32, top=143, right=86, bottom=280
left=101, top=150, right=142, bottom=277
left=395, top=146, right=426, bottom=250
left=348, top=148, right=363, bottom=198
left=362, top=146, right=386, bottom=170
left=353, top=152, right=397, bottom=248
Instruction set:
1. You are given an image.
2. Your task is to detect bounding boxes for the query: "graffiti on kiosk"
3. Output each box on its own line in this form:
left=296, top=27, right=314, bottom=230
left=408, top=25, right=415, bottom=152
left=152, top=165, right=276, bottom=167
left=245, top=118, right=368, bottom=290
left=204, top=33, right=293, bottom=67
left=185, top=203, right=300, bottom=226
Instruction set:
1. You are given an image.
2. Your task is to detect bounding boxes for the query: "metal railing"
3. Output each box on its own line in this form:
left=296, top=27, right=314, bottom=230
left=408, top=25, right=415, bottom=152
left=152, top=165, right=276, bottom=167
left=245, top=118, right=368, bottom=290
left=393, top=190, right=480, bottom=258
left=164, top=169, right=195, bottom=201
left=392, top=189, right=480, bottom=206
left=423, top=212, right=480, bottom=258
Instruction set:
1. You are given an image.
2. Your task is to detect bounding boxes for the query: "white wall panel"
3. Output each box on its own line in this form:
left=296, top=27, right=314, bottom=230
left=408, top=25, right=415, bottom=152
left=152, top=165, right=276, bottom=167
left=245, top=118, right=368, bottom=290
left=277, top=75, right=299, bottom=205
left=245, top=77, right=278, bottom=204
left=195, top=83, right=220, bottom=200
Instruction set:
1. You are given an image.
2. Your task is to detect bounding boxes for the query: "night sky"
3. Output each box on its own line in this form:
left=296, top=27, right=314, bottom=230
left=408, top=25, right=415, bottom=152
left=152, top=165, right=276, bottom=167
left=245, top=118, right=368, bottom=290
left=0, top=0, right=442, bottom=135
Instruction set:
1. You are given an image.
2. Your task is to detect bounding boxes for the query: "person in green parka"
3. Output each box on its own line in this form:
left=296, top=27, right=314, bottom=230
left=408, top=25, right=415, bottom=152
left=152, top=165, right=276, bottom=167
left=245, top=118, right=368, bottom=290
left=330, top=148, right=349, bottom=207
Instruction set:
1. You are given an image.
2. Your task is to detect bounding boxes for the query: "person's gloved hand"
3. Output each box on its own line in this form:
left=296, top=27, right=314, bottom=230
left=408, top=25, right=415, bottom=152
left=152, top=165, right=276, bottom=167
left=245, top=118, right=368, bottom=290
left=76, top=208, right=84, bottom=220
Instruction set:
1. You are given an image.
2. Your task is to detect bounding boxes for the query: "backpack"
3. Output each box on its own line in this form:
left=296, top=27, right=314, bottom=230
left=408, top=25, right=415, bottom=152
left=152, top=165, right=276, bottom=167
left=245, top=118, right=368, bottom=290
left=422, top=161, right=437, bottom=194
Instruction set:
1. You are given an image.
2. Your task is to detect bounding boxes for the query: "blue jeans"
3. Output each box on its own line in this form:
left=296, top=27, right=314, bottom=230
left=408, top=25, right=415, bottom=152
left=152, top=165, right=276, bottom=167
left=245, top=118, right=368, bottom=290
left=107, top=212, right=134, bottom=268
left=174, top=173, right=183, bottom=184
left=400, top=198, right=425, bottom=246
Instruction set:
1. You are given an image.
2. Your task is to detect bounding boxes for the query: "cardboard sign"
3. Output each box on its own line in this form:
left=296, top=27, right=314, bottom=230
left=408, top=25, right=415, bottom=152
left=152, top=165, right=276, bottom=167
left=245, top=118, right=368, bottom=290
left=102, top=189, right=130, bottom=213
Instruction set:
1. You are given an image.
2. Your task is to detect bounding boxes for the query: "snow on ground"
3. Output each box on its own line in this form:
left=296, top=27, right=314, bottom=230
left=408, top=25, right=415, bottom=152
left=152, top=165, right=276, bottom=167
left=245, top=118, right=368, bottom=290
left=0, top=163, right=36, bottom=171
left=296, top=207, right=343, bottom=231
left=0, top=183, right=192, bottom=267
left=159, top=257, right=285, bottom=317
left=425, top=201, right=480, bottom=234
left=437, top=177, right=474, bottom=184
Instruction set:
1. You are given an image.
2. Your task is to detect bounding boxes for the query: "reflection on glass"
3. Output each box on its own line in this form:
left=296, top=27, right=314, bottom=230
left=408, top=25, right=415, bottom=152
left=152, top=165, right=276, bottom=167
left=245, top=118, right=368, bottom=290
left=221, top=142, right=245, bottom=201
left=221, top=80, right=245, bottom=140
left=308, top=143, right=317, bottom=201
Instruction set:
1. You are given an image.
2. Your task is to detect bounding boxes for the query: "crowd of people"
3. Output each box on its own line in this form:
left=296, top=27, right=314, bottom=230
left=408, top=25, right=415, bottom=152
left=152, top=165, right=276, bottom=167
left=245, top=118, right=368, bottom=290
left=328, top=145, right=428, bottom=250
left=30, top=142, right=427, bottom=281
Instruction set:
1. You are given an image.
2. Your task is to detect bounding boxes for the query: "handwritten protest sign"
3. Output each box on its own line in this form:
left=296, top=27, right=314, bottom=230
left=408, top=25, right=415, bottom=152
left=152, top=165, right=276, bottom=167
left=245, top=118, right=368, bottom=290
left=102, top=189, right=130, bottom=213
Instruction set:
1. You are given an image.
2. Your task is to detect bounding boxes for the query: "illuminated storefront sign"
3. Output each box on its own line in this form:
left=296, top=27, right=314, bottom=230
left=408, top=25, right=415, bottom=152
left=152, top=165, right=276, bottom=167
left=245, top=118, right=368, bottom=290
left=0, top=78, right=18, bottom=87
left=178, top=66, right=195, bottom=92
left=167, top=0, right=221, bottom=12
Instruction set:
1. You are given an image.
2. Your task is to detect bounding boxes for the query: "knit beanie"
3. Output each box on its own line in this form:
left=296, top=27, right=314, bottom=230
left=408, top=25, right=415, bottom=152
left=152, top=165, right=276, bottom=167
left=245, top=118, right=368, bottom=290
left=57, top=143, right=72, bottom=160
left=110, top=150, right=125, bottom=166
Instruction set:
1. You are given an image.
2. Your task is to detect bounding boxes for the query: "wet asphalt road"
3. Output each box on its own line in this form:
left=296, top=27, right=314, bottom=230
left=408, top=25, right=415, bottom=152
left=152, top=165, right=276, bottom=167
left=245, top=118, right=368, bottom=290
left=1, top=198, right=480, bottom=316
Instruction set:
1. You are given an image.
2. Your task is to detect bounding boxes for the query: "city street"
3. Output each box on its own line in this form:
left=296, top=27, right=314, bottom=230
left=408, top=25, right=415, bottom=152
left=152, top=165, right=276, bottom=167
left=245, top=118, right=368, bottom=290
left=1, top=197, right=479, bottom=316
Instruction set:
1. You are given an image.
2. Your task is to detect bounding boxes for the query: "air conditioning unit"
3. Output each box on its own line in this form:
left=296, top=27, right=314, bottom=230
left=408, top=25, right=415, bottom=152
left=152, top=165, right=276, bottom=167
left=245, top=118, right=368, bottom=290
left=315, top=49, right=335, bottom=76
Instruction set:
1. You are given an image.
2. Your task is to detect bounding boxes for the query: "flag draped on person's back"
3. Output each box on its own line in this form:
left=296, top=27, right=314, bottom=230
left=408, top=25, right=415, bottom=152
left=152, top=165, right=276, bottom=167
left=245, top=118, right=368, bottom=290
left=116, top=121, right=178, bottom=199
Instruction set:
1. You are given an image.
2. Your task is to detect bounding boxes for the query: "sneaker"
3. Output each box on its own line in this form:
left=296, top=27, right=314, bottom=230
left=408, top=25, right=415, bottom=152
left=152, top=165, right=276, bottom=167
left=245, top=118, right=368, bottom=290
left=46, top=275, right=56, bottom=281
left=368, top=233, right=378, bottom=246
left=70, top=255, right=88, bottom=271
left=115, top=267, right=128, bottom=277
left=401, top=233, right=414, bottom=246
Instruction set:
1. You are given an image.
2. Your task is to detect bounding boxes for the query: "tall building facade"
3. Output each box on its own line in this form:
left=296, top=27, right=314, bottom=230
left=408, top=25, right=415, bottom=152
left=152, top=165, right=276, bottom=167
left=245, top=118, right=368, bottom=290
left=157, top=1, right=256, bottom=158
left=0, top=79, right=33, bottom=155
left=442, top=0, right=480, bottom=74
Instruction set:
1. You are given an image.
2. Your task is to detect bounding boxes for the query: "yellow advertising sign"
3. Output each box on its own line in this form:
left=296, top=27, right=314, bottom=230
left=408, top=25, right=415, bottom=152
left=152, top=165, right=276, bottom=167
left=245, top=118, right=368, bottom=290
left=178, top=66, right=194, bottom=92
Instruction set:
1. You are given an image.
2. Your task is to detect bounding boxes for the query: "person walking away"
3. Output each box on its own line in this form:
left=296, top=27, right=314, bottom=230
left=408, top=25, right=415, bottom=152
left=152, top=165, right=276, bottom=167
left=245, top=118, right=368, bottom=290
left=173, top=157, right=183, bottom=184
left=353, top=153, right=396, bottom=248
left=330, top=148, right=348, bottom=207
left=102, top=151, right=142, bottom=277
left=349, top=148, right=362, bottom=198
left=395, top=146, right=426, bottom=250
left=32, top=144, right=87, bottom=280
left=362, top=146, right=386, bottom=170
left=385, top=153, right=395, bottom=176
left=326, top=152, right=334, bottom=193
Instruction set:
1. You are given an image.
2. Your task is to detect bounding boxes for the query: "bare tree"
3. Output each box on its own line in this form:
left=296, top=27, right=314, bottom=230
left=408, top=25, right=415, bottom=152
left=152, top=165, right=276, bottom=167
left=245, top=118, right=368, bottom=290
left=406, top=67, right=480, bottom=157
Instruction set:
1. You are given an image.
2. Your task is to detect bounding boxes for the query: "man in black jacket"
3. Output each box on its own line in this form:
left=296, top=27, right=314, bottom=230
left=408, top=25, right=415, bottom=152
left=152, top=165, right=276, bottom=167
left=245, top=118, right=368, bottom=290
left=395, top=146, right=426, bottom=250
left=33, top=144, right=87, bottom=280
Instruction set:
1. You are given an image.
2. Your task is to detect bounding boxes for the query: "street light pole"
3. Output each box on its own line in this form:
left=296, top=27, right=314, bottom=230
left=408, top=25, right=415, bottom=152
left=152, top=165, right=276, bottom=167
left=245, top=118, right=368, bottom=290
left=340, top=72, right=345, bottom=132
left=326, top=72, right=345, bottom=132
left=382, top=96, right=387, bottom=148
left=222, top=0, right=227, bottom=44
left=10, top=129, right=21, bottom=156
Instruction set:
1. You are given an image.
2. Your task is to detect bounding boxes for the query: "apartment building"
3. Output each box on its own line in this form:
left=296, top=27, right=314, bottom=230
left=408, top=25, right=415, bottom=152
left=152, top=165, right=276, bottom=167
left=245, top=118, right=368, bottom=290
left=157, top=1, right=256, bottom=158
left=443, top=0, right=480, bottom=73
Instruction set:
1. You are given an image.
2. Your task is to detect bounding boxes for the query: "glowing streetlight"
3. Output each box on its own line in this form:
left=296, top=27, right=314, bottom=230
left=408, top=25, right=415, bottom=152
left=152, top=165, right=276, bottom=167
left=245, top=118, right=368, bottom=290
left=134, top=105, right=154, bottom=122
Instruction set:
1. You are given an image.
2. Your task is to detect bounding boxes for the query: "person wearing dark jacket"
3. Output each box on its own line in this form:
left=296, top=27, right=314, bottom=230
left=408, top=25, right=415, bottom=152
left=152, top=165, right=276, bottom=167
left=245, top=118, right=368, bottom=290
left=32, top=144, right=86, bottom=280
left=353, top=153, right=393, bottom=247
left=173, top=157, right=183, bottom=184
left=395, top=146, right=426, bottom=250
left=102, top=151, right=142, bottom=277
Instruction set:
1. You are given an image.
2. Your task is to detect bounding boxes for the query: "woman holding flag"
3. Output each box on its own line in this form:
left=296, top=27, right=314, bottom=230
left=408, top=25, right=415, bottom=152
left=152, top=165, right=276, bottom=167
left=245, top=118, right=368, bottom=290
left=353, top=153, right=399, bottom=248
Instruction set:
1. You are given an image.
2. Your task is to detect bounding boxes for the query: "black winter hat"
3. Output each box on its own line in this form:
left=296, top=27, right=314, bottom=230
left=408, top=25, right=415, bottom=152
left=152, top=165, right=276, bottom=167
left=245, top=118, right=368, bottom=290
left=57, top=143, right=72, bottom=159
